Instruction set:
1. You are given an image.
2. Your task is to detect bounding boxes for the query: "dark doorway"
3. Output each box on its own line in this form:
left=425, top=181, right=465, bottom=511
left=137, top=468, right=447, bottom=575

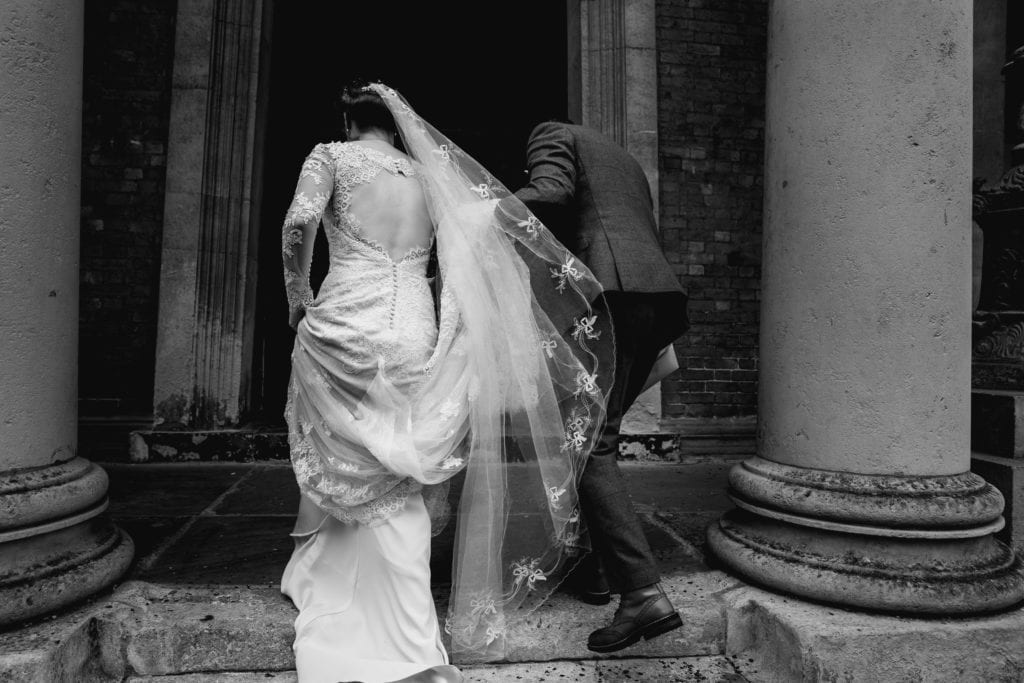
left=251, top=2, right=569, bottom=425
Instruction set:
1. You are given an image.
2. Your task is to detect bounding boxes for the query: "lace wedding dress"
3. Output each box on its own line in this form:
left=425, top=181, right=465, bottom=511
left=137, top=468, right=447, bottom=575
left=279, top=84, right=614, bottom=681
left=281, top=141, right=460, bottom=682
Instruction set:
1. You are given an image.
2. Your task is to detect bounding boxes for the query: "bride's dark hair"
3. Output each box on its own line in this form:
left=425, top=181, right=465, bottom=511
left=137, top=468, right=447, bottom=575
left=340, top=80, right=397, bottom=136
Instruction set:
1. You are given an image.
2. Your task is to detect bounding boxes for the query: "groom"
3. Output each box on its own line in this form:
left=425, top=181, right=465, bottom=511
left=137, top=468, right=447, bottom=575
left=515, top=121, right=689, bottom=653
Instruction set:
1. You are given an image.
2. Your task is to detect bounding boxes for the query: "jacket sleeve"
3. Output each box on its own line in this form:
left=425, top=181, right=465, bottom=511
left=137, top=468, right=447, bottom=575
left=514, top=122, right=577, bottom=220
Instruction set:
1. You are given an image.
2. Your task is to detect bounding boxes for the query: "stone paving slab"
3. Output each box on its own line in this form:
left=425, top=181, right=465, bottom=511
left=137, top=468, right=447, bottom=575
left=106, top=464, right=248, bottom=518
left=10, top=561, right=1024, bottom=681
left=127, top=675, right=297, bottom=683
left=102, top=461, right=737, bottom=588
left=113, top=571, right=737, bottom=674
left=720, top=584, right=1024, bottom=682
left=0, top=459, right=746, bottom=680
left=135, top=517, right=296, bottom=585
left=125, top=656, right=749, bottom=682
left=0, top=570, right=740, bottom=680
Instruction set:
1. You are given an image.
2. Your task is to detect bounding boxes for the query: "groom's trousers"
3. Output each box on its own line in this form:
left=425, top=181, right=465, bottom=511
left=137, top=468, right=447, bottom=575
left=580, top=291, right=684, bottom=594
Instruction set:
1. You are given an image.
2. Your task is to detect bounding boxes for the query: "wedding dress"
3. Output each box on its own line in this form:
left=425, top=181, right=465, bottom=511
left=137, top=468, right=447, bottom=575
left=279, top=84, right=615, bottom=682
left=281, top=140, right=460, bottom=682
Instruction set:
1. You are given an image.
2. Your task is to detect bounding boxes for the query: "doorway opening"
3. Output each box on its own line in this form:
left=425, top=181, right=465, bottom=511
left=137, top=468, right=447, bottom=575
left=250, top=2, right=569, bottom=425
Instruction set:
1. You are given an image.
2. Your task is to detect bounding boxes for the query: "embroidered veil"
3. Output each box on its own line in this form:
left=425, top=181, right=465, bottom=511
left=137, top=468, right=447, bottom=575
left=286, top=82, right=615, bottom=661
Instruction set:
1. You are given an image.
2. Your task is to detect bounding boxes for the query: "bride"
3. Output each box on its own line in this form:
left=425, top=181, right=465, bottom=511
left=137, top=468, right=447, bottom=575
left=279, top=82, right=614, bottom=682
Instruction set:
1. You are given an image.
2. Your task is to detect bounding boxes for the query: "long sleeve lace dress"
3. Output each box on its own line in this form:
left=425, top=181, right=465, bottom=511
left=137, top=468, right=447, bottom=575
left=278, top=83, right=614, bottom=681
left=280, top=140, right=462, bottom=683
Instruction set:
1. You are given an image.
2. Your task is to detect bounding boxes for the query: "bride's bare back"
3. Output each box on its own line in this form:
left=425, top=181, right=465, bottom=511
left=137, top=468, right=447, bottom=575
left=347, top=142, right=432, bottom=261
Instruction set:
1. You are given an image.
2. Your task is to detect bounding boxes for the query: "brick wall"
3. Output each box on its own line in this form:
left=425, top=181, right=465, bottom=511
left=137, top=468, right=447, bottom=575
left=656, top=0, right=767, bottom=419
left=79, top=1, right=177, bottom=416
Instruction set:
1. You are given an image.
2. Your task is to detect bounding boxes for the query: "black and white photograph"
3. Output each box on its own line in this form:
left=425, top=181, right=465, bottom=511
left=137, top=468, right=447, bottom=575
left=1, top=1, right=1023, bottom=681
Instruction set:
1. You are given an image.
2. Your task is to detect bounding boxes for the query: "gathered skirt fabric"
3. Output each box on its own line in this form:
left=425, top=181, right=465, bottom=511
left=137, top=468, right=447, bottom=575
left=281, top=492, right=461, bottom=683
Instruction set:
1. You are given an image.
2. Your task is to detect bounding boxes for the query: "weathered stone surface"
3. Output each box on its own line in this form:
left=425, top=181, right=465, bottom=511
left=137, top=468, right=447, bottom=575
left=0, top=521, right=134, bottom=626
left=503, top=573, right=732, bottom=662
left=128, top=675, right=296, bottom=683
left=154, top=0, right=268, bottom=430
left=728, top=456, right=1005, bottom=528
left=8, top=563, right=1024, bottom=682
left=721, top=584, right=1024, bottom=682
left=0, top=0, right=133, bottom=629
left=596, top=655, right=748, bottom=682
left=100, top=461, right=729, bottom=588
left=0, top=456, right=743, bottom=675
left=467, top=656, right=748, bottom=682
left=124, top=657, right=751, bottom=682
left=114, top=583, right=297, bottom=676
left=709, top=509, right=1024, bottom=614
left=0, top=458, right=109, bottom=530
left=0, top=593, right=132, bottom=683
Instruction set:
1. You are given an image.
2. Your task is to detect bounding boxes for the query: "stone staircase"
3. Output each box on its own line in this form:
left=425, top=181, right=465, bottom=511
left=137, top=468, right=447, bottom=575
left=1, top=458, right=765, bottom=682
left=1, top=570, right=756, bottom=682
left=8, top=458, right=1024, bottom=681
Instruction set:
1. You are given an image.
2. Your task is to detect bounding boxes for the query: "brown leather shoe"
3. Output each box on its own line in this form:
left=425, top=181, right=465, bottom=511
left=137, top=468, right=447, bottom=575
left=586, top=583, right=681, bottom=653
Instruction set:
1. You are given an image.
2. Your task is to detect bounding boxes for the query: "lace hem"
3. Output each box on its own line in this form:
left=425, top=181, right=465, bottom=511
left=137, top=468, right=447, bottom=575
left=298, top=476, right=419, bottom=528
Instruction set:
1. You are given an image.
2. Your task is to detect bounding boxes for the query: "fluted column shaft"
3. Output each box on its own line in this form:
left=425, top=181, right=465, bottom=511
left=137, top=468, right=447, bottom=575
left=0, top=0, right=132, bottom=625
left=708, top=0, right=1024, bottom=613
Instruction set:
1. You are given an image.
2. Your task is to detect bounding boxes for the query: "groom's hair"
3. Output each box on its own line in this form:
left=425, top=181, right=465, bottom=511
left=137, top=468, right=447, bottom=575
left=340, top=80, right=397, bottom=136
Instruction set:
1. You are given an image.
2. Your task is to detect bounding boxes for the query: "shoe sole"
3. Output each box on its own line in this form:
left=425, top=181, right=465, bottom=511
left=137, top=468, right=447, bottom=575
left=586, top=611, right=683, bottom=653
left=578, top=591, right=612, bottom=606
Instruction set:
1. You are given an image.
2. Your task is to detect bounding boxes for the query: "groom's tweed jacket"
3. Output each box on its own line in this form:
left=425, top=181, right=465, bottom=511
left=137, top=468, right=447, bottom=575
left=515, top=122, right=685, bottom=298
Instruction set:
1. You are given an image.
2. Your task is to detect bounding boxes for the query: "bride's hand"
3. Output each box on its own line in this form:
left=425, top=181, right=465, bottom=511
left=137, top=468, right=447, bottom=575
left=289, top=309, right=306, bottom=330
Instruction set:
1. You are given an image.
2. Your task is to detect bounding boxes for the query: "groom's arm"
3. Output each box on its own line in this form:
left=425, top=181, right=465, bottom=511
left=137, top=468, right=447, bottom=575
left=514, top=122, right=577, bottom=236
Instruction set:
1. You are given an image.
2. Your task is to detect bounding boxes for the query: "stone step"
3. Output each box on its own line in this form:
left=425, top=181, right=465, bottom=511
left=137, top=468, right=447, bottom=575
left=0, top=569, right=742, bottom=682
left=9, top=573, right=1024, bottom=682
left=120, top=571, right=733, bottom=674
left=124, top=655, right=752, bottom=682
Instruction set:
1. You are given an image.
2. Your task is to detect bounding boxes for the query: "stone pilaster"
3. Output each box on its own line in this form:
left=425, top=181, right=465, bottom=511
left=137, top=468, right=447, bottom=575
left=577, top=0, right=658, bottom=209
left=0, top=0, right=133, bottom=625
left=708, top=0, right=1024, bottom=613
left=153, top=0, right=269, bottom=428
left=574, top=0, right=667, bottom=429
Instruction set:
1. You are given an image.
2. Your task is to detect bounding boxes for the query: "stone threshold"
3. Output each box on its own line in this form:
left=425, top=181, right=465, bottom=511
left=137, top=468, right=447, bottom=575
left=6, top=571, right=1024, bottom=681
left=114, top=421, right=755, bottom=464
left=124, top=655, right=751, bottom=681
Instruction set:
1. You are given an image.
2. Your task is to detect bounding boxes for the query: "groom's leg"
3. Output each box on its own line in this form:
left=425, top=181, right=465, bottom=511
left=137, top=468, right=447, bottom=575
left=580, top=293, right=661, bottom=594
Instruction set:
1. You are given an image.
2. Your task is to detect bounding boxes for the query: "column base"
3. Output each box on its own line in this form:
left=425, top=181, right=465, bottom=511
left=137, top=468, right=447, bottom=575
left=0, top=508, right=134, bottom=626
left=0, top=457, right=109, bottom=529
left=0, top=459, right=134, bottom=626
left=708, top=508, right=1024, bottom=614
left=729, top=456, right=1005, bottom=528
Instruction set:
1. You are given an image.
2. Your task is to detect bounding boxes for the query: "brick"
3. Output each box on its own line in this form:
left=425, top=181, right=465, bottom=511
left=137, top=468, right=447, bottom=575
left=658, top=0, right=765, bottom=419
left=80, top=0, right=175, bottom=414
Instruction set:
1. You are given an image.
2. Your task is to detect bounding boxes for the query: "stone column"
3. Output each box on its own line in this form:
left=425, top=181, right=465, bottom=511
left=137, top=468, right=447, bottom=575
left=153, top=0, right=268, bottom=428
left=0, top=0, right=133, bottom=625
left=708, top=0, right=1024, bottom=612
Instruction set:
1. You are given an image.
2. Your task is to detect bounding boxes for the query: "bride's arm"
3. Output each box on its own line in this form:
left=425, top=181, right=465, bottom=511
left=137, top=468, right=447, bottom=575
left=282, top=143, right=334, bottom=329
